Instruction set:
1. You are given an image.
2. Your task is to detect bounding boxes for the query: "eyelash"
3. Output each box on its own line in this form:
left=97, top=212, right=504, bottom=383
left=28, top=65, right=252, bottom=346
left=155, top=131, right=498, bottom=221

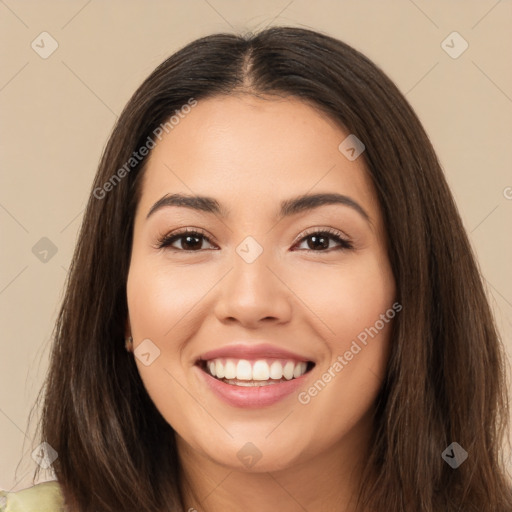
left=155, top=227, right=353, bottom=253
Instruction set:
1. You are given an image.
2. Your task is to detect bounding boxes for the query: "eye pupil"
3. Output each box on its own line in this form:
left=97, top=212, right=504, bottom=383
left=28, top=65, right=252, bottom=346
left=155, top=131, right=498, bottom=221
left=182, top=235, right=202, bottom=250
left=308, top=234, right=329, bottom=250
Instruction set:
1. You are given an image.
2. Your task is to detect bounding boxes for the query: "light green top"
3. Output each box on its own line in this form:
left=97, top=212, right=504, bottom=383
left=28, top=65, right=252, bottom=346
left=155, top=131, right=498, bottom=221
left=0, top=481, right=64, bottom=511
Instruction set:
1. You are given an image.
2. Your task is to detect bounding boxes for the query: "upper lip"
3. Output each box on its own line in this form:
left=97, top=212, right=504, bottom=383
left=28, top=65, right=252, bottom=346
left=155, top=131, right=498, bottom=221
left=196, top=343, right=315, bottom=363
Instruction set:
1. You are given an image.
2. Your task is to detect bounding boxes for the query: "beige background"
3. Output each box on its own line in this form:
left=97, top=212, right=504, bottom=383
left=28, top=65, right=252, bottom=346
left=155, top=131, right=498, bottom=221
left=1, top=0, right=511, bottom=492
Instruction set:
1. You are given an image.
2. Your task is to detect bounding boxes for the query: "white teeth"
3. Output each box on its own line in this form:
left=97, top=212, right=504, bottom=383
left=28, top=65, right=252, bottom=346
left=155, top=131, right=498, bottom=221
left=269, top=361, right=283, bottom=380
left=236, top=360, right=253, bottom=380
left=203, top=358, right=309, bottom=382
left=293, top=362, right=307, bottom=379
left=252, top=360, right=270, bottom=380
left=224, top=359, right=237, bottom=379
left=283, top=361, right=295, bottom=380
left=215, top=359, right=225, bottom=379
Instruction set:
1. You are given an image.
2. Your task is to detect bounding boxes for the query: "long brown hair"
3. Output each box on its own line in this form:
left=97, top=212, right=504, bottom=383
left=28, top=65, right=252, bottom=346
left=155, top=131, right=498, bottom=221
left=32, top=26, right=512, bottom=511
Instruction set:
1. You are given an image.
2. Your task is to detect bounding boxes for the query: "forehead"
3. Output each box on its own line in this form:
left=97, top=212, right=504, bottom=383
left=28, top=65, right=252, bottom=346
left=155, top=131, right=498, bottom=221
left=137, top=95, right=379, bottom=223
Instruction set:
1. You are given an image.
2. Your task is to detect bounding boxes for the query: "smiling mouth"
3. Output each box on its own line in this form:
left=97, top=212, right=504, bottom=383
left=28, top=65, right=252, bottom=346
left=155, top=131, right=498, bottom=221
left=196, top=358, right=316, bottom=386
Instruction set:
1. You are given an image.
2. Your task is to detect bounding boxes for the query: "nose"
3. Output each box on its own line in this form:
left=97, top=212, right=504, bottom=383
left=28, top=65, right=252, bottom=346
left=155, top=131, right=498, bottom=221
left=213, top=246, right=293, bottom=329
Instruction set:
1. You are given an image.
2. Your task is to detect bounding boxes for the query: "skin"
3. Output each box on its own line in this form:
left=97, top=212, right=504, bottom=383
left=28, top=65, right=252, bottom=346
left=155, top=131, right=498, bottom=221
left=125, top=94, right=396, bottom=512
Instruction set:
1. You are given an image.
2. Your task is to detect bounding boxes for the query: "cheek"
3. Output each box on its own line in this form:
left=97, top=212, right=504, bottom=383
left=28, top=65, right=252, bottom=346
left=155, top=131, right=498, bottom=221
left=126, top=259, right=209, bottom=427
left=291, top=250, right=395, bottom=349
left=294, top=251, right=395, bottom=429
left=125, top=258, right=203, bottom=397
left=293, top=250, right=395, bottom=394
left=332, top=266, right=394, bottom=347
left=126, top=257, right=210, bottom=339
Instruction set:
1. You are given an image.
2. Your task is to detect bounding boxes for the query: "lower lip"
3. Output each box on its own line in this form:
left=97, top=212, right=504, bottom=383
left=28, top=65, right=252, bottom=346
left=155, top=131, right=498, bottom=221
left=195, top=365, right=311, bottom=408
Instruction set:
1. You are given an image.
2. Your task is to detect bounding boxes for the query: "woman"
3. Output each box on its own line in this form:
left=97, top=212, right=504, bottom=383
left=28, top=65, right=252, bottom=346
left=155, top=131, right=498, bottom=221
left=2, top=26, right=511, bottom=511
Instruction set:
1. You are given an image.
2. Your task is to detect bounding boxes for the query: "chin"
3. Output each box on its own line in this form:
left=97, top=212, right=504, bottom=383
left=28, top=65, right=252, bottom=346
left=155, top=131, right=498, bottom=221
left=196, top=435, right=307, bottom=473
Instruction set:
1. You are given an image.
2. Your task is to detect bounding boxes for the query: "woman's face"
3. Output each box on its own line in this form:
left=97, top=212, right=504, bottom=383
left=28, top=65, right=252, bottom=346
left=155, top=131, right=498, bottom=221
left=126, top=94, right=396, bottom=472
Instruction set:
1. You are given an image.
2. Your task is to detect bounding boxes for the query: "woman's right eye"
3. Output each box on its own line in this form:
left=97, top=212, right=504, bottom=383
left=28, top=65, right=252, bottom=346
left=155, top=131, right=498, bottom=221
left=156, top=229, right=216, bottom=252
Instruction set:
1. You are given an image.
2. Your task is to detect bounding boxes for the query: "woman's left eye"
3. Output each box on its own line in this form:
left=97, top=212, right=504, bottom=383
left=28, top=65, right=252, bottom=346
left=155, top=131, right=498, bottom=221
left=155, top=228, right=353, bottom=252
left=293, top=229, right=353, bottom=252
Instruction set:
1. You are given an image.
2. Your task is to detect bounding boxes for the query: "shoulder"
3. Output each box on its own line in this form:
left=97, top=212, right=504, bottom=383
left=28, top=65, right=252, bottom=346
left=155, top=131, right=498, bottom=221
left=0, top=480, right=65, bottom=511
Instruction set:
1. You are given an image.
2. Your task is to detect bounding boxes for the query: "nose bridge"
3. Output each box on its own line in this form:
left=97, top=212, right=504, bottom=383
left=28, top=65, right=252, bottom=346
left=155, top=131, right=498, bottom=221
left=238, top=237, right=269, bottom=278
left=213, top=236, right=292, bottom=325
left=231, top=237, right=275, bottom=302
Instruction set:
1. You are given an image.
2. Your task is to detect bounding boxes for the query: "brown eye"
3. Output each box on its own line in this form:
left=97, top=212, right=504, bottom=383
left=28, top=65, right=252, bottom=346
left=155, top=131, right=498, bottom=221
left=294, top=229, right=353, bottom=252
left=156, top=229, right=216, bottom=251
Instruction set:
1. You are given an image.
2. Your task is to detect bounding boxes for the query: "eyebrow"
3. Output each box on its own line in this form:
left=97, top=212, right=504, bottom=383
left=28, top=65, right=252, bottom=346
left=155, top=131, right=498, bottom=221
left=146, top=192, right=371, bottom=223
